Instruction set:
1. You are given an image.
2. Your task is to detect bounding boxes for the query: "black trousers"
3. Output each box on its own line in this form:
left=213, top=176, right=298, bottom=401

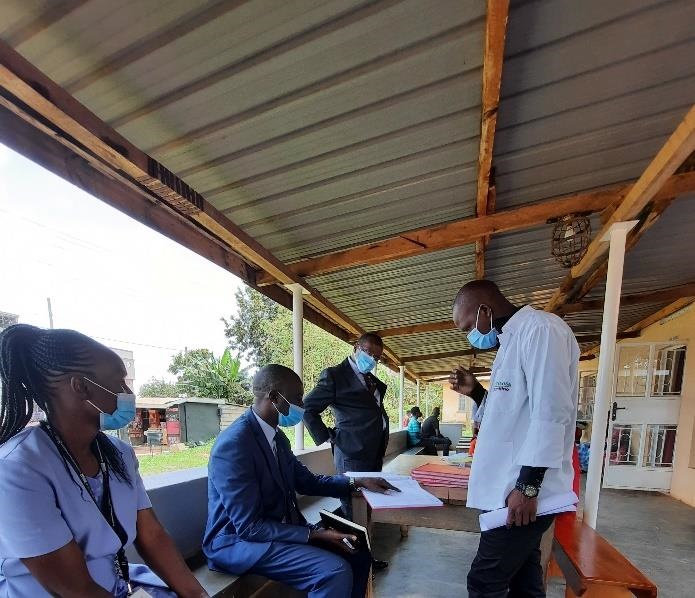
left=422, top=436, right=452, bottom=456
left=467, top=515, right=554, bottom=598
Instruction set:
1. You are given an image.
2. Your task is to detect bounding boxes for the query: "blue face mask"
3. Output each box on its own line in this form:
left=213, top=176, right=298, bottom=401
left=84, top=377, right=136, bottom=430
left=467, top=305, right=499, bottom=350
left=273, top=392, right=305, bottom=427
left=355, top=349, right=377, bottom=374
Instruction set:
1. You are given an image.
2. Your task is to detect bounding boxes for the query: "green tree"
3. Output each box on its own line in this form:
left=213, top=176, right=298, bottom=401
left=222, top=287, right=279, bottom=365
left=138, top=377, right=180, bottom=398
left=168, top=348, right=253, bottom=405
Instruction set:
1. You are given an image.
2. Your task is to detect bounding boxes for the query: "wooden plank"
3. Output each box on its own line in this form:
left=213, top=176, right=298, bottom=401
left=374, top=320, right=457, bottom=339
left=546, top=104, right=695, bottom=311
left=0, top=42, right=410, bottom=372
left=402, top=348, right=494, bottom=364
left=256, top=172, right=695, bottom=284
left=624, top=298, right=695, bottom=333
left=0, top=103, right=354, bottom=344
left=556, top=282, right=695, bottom=315
left=571, top=197, right=676, bottom=302
left=475, top=0, right=508, bottom=279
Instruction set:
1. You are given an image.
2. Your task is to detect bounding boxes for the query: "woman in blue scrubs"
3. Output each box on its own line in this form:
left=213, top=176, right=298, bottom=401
left=0, top=324, right=208, bottom=598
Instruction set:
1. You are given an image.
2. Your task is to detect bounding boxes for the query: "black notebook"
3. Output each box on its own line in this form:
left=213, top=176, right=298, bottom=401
left=318, top=509, right=371, bottom=552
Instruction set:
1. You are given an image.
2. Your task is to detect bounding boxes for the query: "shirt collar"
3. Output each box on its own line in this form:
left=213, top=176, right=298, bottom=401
left=348, top=354, right=363, bottom=378
left=252, top=409, right=277, bottom=449
left=497, top=305, right=535, bottom=342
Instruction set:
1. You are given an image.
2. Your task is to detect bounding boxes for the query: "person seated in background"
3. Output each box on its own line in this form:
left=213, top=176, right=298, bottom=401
left=406, top=405, right=423, bottom=448
left=0, top=325, right=208, bottom=598
left=421, top=407, right=453, bottom=456
left=204, top=364, right=397, bottom=598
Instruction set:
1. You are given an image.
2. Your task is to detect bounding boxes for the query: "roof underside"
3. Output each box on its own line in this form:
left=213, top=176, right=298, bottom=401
left=1, top=0, right=694, bottom=380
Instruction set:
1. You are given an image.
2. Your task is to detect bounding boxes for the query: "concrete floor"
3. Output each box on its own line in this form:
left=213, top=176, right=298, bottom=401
left=372, top=485, right=695, bottom=597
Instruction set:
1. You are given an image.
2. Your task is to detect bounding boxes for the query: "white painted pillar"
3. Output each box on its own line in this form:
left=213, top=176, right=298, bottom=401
left=399, top=366, right=405, bottom=429
left=289, top=284, right=305, bottom=451
left=584, top=221, right=638, bottom=529
left=416, top=378, right=421, bottom=406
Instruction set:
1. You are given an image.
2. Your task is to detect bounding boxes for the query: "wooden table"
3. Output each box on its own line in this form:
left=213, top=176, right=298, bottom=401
left=351, top=455, right=480, bottom=537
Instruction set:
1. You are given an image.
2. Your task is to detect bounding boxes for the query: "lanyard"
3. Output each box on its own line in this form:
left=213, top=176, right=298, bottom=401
left=40, top=423, right=132, bottom=593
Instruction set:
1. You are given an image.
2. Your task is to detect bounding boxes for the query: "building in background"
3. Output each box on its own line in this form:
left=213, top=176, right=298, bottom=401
left=110, top=347, right=135, bottom=391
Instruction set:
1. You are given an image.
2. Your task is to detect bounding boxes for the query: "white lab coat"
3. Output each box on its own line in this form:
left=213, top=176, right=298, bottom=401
left=466, top=306, right=579, bottom=511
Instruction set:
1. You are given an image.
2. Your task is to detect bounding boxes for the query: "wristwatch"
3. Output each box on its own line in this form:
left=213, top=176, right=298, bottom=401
left=515, top=481, right=539, bottom=498
left=349, top=477, right=360, bottom=492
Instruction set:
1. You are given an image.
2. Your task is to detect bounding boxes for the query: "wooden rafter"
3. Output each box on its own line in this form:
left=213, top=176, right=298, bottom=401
left=546, top=104, right=695, bottom=312
left=556, top=282, right=695, bottom=316
left=475, top=0, right=508, bottom=279
left=0, top=42, right=416, bottom=370
left=400, top=331, right=641, bottom=364
left=256, top=171, right=695, bottom=284
left=581, top=298, right=695, bottom=358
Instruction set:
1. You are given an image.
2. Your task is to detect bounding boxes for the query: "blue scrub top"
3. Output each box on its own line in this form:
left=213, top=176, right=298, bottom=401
left=0, top=426, right=154, bottom=597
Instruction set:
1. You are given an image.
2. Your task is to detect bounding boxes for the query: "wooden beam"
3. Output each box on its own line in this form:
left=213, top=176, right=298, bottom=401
left=624, top=298, right=695, bottom=334
left=256, top=171, right=695, bottom=284
left=418, top=368, right=491, bottom=378
left=475, top=184, right=496, bottom=279
left=0, top=103, right=354, bottom=345
left=556, top=282, right=695, bottom=315
left=582, top=299, right=695, bottom=357
left=572, top=197, right=675, bottom=302
left=402, top=348, right=493, bottom=364
left=0, top=41, right=410, bottom=370
left=374, top=320, right=457, bottom=339
left=475, top=0, right=508, bottom=279
left=546, top=105, right=695, bottom=312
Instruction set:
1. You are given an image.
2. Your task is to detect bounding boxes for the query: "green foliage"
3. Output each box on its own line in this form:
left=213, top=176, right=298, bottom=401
left=222, top=288, right=279, bottom=366
left=139, top=377, right=180, bottom=398
left=167, top=347, right=253, bottom=405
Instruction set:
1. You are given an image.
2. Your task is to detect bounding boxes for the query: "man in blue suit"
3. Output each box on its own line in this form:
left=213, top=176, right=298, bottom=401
left=204, top=364, right=396, bottom=598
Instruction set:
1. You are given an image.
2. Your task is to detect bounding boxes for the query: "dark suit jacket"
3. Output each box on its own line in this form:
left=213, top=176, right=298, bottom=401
left=303, top=358, right=389, bottom=461
left=203, top=408, right=350, bottom=574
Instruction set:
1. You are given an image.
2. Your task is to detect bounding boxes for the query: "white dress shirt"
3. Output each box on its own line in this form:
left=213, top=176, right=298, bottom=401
left=252, top=410, right=278, bottom=459
left=348, top=355, right=387, bottom=430
left=466, top=306, right=580, bottom=511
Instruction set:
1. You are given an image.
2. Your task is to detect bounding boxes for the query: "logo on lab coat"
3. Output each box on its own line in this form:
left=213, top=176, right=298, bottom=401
left=492, top=380, right=511, bottom=392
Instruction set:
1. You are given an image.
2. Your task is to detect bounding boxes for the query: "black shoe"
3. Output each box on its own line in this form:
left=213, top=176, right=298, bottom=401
left=372, top=559, right=389, bottom=571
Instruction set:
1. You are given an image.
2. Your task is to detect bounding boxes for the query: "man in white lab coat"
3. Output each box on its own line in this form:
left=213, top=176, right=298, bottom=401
left=450, top=280, right=579, bottom=598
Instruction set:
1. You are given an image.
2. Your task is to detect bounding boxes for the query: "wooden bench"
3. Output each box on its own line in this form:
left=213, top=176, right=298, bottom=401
left=552, top=519, right=657, bottom=597
left=401, top=445, right=427, bottom=456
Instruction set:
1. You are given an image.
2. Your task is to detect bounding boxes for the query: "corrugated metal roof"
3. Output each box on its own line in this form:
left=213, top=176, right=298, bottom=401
left=494, top=0, right=695, bottom=209
left=2, top=0, right=694, bottom=379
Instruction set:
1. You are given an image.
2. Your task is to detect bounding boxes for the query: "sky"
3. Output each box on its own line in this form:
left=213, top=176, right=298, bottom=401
left=0, top=143, right=245, bottom=390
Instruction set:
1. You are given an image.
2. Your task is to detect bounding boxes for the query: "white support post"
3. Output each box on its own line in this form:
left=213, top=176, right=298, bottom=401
left=399, top=366, right=405, bottom=429
left=584, top=221, right=638, bottom=529
left=416, top=378, right=421, bottom=407
left=289, top=284, right=305, bottom=451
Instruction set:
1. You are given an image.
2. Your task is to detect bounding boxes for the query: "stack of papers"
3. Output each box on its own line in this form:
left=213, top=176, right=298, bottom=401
left=479, top=492, right=579, bottom=531
left=360, top=478, right=444, bottom=509
left=410, top=463, right=470, bottom=488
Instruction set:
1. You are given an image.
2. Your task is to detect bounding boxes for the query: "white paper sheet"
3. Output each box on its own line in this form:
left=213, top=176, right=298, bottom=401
left=343, top=471, right=411, bottom=481
left=478, top=491, right=579, bottom=532
left=361, top=478, right=444, bottom=509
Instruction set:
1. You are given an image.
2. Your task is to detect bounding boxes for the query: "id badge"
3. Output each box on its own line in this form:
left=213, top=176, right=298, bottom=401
left=130, top=589, right=154, bottom=598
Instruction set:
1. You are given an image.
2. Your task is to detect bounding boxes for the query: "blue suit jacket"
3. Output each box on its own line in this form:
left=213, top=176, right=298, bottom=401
left=203, top=408, right=350, bottom=574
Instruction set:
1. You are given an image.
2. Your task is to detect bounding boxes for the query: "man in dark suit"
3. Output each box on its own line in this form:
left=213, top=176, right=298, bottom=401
left=303, top=333, right=389, bottom=505
left=204, top=364, right=395, bottom=598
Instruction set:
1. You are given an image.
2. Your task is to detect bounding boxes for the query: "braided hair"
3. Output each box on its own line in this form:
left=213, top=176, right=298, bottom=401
left=0, top=324, right=131, bottom=485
